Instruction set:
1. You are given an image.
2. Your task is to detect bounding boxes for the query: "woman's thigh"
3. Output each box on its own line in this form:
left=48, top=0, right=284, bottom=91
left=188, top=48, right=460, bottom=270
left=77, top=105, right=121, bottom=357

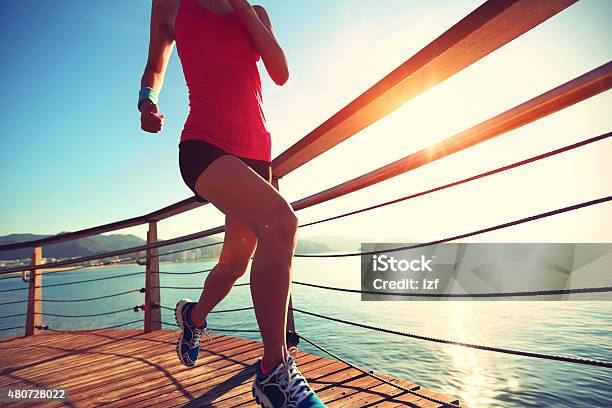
left=194, top=155, right=297, bottom=240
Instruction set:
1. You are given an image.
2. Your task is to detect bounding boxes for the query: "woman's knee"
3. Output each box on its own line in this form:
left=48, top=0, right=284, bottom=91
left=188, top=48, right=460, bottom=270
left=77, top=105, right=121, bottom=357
left=256, top=205, right=298, bottom=243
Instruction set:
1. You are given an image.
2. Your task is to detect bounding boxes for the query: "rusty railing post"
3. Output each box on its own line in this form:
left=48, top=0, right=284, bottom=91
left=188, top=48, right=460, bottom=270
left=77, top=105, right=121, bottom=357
left=144, top=221, right=161, bottom=332
left=25, top=246, right=42, bottom=336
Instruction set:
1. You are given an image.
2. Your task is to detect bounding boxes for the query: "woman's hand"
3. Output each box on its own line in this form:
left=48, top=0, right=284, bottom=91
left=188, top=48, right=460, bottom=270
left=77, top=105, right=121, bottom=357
left=140, top=100, right=165, bottom=133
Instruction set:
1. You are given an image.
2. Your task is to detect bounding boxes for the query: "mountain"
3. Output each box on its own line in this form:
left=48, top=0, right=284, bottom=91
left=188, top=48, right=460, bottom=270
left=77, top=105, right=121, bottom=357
left=0, top=233, right=146, bottom=260
left=0, top=233, right=355, bottom=262
left=299, top=234, right=367, bottom=252
left=295, top=239, right=332, bottom=254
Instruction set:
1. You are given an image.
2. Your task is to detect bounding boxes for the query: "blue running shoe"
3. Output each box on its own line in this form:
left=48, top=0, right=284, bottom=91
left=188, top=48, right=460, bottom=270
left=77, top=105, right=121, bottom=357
left=174, top=298, right=211, bottom=367
left=252, top=348, right=327, bottom=408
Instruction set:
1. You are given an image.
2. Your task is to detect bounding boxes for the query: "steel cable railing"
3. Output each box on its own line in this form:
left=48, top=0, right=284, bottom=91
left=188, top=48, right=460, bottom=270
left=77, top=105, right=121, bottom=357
left=42, top=288, right=144, bottom=303
left=0, top=271, right=145, bottom=293
left=291, top=308, right=612, bottom=369
left=36, top=306, right=142, bottom=319
left=294, top=195, right=612, bottom=257
left=40, top=319, right=143, bottom=332
left=0, top=313, right=26, bottom=320
left=0, top=299, right=27, bottom=306
left=154, top=282, right=250, bottom=290
left=0, top=325, right=25, bottom=332
left=36, top=271, right=146, bottom=289
left=298, top=132, right=611, bottom=229
left=31, top=271, right=145, bottom=291
left=297, top=333, right=460, bottom=408
left=153, top=320, right=261, bottom=334
left=156, top=304, right=254, bottom=314
left=157, top=268, right=213, bottom=275
left=292, top=281, right=612, bottom=298
left=0, top=255, right=140, bottom=281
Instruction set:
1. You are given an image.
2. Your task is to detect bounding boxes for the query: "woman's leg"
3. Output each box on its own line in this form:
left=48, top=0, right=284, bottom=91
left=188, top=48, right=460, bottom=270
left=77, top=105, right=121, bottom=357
left=193, top=155, right=298, bottom=370
left=190, top=214, right=258, bottom=325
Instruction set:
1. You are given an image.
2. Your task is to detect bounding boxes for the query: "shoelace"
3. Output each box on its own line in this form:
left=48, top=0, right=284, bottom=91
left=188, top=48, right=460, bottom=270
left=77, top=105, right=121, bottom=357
left=191, top=326, right=212, bottom=348
left=279, top=346, right=315, bottom=406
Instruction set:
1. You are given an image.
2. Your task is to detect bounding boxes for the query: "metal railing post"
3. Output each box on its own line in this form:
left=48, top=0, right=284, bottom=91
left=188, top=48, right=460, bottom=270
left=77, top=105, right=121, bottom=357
left=144, top=221, right=161, bottom=332
left=272, top=176, right=299, bottom=348
left=25, top=246, right=42, bottom=336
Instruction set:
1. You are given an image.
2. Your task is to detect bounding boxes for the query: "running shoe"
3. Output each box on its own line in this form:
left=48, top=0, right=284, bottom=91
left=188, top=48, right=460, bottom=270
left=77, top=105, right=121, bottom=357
left=174, top=298, right=211, bottom=367
left=252, top=348, right=327, bottom=407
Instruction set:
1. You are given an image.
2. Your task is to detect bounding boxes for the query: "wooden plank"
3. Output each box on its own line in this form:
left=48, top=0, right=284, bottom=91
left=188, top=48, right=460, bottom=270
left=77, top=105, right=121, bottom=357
left=71, top=339, right=263, bottom=406
left=0, top=330, right=200, bottom=388
left=32, top=337, right=255, bottom=408
left=0, top=330, right=462, bottom=407
left=337, top=385, right=424, bottom=408
left=271, top=0, right=577, bottom=178
left=320, top=375, right=421, bottom=407
left=136, top=354, right=332, bottom=407
left=0, top=329, right=142, bottom=367
left=148, top=354, right=329, bottom=408
left=0, top=330, right=142, bottom=379
left=51, top=337, right=254, bottom=405
left=214, top=356, right=342, bottom=408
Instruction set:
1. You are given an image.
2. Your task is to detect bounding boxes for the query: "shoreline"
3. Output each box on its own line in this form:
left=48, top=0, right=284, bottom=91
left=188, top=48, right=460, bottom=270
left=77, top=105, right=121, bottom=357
left=0, top=259, right=219, bottom=277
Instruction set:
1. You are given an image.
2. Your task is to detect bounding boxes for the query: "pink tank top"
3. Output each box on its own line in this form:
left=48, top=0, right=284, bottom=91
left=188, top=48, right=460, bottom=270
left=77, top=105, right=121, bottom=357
left=174, top=0, right=271, bottom=161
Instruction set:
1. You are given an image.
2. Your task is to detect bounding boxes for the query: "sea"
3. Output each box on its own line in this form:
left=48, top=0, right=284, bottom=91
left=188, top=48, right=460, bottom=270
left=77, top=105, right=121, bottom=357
left=1, top=258, right=611, bottom=407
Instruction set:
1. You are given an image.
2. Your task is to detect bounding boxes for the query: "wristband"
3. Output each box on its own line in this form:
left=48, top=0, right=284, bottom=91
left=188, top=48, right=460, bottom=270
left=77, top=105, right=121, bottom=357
left=138, top=87, right=159, bottom=111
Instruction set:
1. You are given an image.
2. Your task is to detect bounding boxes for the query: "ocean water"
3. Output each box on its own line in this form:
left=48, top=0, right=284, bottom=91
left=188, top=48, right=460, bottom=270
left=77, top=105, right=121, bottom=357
left=1, top=259, right=611, bottom=407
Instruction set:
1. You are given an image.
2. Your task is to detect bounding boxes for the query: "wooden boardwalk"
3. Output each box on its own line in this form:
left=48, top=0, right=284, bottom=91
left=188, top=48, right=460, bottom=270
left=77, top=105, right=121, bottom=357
left=0, top=330, right=461, bottom=407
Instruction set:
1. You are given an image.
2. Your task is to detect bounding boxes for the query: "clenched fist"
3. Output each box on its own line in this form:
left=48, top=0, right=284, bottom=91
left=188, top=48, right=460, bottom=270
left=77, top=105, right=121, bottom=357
left=140, top=100, right=165, bottom=133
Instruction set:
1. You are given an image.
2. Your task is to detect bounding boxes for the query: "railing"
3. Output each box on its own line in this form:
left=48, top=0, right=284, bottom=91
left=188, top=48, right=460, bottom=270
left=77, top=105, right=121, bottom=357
left=1, top=1, right=611, bottom=405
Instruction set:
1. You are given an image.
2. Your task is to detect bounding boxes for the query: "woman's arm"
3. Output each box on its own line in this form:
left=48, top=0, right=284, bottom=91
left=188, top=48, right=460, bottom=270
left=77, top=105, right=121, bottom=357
left=230, top=0, right=289, bottom=86
left=140, top=0, right=176, bottom=133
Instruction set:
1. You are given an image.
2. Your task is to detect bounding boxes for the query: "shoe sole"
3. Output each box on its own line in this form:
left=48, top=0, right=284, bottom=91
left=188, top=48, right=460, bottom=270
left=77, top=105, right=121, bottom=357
left=175, top=299, right=195, bottom=367
left=252, top=381, right=274, bottom=408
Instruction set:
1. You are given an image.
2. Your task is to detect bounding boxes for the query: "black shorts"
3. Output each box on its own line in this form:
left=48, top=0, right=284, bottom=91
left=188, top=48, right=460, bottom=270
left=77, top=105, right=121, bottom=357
left=179, top=139, right=272, bottom=203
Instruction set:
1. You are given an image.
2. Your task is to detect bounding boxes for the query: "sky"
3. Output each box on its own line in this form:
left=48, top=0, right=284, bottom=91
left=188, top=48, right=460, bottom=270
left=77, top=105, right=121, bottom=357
left=0, top=0, right=610, bottom=245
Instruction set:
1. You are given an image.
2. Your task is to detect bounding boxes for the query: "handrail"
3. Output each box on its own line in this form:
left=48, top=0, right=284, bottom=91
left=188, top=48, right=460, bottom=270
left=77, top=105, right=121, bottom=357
left=1, top=64, right=610, bottom=275
left=271, top=0, right=576, bottom=177
left=0, top=197, right=200, bottom=252
left=291, top=62, right=612, bottom=210
left=0, top=0, right=576, bottom=253
left=0, top=226, right=225, bottom=274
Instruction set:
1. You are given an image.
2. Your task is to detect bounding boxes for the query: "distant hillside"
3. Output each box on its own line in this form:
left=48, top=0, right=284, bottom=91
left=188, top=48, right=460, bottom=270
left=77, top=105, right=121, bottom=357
left=295, top=239, right=332, bottom=254
left=299, top=235, right=367, bottom=252
left=0, top=233, right=146, bottom=260
left=0, top=233, right=360, bottom=261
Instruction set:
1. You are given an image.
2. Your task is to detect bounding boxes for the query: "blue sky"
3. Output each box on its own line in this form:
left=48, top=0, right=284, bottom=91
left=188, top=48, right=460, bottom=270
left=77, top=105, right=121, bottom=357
left=1, top=0, right=610, bottom=243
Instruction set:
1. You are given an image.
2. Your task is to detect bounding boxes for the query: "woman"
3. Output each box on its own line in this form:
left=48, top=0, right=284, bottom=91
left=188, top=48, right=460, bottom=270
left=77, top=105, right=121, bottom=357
left=138, top=0, right=325, bottom=407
